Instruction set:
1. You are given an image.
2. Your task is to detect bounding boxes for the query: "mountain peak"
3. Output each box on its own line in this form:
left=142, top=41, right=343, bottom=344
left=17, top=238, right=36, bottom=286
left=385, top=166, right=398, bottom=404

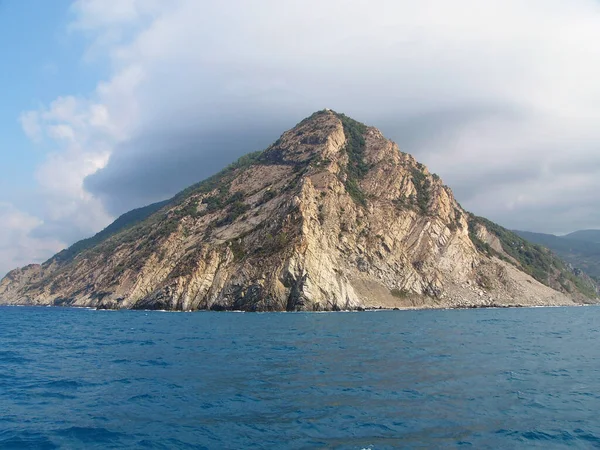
left=261, top=109, right=347, bottom=165
left=1, top=112, right=597, bottom=310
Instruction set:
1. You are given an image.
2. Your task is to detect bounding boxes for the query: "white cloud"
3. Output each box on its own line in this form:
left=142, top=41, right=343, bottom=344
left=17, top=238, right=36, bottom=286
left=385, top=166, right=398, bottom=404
left=68, top=0, right=169, bottom=61
left=14, top=88, right=121, bottom=274
left=8, top=0, right=600, bottom=276
left=69, top=0, right=164, bottom=31
left=0, top=203, right=65, bottom=276
left=47, top=124, right=76, bottom=141
left=19, top=111, right=42, bottom=142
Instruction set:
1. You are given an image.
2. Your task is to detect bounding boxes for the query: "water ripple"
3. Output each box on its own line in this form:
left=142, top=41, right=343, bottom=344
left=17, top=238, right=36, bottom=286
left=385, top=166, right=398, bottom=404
left=1, top=305, right=600, bottom=448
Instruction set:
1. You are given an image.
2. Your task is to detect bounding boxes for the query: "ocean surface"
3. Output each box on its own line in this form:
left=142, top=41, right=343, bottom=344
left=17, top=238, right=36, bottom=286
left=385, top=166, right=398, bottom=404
left=1, top=306, right=600, bottom=449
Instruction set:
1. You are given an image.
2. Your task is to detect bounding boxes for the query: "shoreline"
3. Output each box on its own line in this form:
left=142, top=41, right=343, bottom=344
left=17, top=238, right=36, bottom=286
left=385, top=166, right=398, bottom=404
left=0, top=302, right=592, bottom=313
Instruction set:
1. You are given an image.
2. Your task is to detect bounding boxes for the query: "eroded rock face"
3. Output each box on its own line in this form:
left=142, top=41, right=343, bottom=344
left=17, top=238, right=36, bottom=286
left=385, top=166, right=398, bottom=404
left=0, top=110, right=594, bottom=310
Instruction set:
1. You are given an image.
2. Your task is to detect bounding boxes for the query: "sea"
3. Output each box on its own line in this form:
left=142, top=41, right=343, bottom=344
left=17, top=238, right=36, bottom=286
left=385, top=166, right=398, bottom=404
left=1, top=306, right=600, bottom=449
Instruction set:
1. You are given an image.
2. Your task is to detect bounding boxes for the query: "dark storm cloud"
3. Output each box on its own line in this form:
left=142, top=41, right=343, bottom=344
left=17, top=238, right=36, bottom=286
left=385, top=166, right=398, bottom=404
left=375, top=104, right=523, bottom=154
left=84, top=102, right=513, bottom=216
left=484, top=199, right=600, bottom=235
left=446, top=165, right=542, bottom=205
left=83, top=115, right=295, bottom=216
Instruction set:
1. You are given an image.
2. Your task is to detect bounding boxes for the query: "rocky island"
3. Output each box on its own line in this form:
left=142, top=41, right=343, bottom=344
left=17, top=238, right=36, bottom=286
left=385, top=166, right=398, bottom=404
left=1, top=110, right=597, bottom=310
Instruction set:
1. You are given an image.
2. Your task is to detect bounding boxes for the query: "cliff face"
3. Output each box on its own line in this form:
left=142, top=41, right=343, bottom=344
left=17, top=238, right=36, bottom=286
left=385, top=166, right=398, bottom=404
left=1, top=110, right=596, bottom=310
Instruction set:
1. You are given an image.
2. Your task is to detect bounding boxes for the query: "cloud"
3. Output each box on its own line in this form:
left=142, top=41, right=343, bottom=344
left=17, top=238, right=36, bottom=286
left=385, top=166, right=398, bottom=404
left=8, top=0, right=600, bottom=276
left=19, top=111, right=42, bottom=142
left=14, top=93, right=118, bottom=270
left=0, top=203, right=65, bottom=276
left=84, top=121, right=287, bottom=215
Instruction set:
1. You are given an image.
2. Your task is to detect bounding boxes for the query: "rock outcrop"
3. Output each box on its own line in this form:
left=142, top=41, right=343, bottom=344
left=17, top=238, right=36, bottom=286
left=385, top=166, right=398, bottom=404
left=1, top=110, right=597, bottom=310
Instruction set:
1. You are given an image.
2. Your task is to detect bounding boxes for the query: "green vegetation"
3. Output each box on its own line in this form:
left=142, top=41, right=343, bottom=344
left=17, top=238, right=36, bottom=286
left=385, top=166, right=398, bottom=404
left=336, top=113, right=369, bottom=206
left=344, top=178, right=367, bottom=207
left=453, top=208, right=463, bottom=230
left=312, top=155, right=332, bottom=168
left=410, top=167, right=431, bottom=214
left=200, top=189, right=242, bottom=217
left=258, top=189, right=277, bottom=205
left=202, top=189, right=226, bottom=212
left=258, top=231, right=292, bottom=255
left=215, top=199, right=250, bottom=227
left=469, top=215, right=597, bottom=298
left=515, top=230, right=600, bottom=282
left=173, top=199, right=200, bottom=219
left=228, top=239, right=246, bottom=261
left=470, top=215, right=556, bottom=282
left=390, top=288, right=409, bottom=298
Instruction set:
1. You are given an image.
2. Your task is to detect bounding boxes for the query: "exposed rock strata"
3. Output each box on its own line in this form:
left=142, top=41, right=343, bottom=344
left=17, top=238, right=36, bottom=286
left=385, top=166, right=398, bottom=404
left=0, top=110, right=596, bottom=310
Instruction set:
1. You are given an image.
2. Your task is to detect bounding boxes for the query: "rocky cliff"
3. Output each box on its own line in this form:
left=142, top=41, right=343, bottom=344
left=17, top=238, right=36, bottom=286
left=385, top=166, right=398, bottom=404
left=1, top=110, right=597, bottom=310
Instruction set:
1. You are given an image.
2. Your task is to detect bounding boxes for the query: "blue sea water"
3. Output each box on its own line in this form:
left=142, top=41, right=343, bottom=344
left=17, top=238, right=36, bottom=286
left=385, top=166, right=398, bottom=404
left=1, top=306, right=600, bottom=449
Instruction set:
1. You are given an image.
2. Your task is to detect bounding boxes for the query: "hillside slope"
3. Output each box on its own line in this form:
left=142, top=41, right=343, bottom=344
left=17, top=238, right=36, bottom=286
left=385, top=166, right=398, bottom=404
left=515, top=230, right=600, bottom=283
left=564, top=230, right=600, bottom=244
left=1, top=110, right=596, bottom=310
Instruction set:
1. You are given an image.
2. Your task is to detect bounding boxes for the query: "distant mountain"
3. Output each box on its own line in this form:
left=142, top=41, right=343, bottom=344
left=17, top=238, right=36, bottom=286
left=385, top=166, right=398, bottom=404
left=1, top=110, right=597, bottom=310
left=514, top=230, right=600, bottom=282
left=564, top=230, right=600, bottom=244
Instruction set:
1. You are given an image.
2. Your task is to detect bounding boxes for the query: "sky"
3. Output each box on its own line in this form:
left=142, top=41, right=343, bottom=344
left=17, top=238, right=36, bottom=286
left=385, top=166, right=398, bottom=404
left=2, top=0, right=600, bottom=277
